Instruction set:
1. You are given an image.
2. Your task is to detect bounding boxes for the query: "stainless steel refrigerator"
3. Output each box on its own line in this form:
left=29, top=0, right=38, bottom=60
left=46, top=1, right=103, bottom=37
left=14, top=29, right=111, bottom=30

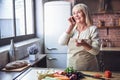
left=44, top=1, right=71, bottom=68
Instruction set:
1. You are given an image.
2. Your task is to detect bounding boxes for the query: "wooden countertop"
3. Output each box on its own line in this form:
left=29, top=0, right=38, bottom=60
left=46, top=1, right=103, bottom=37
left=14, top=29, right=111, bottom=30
left=100, top=47, right=120, bottom=51
left=15, top=67, right=120, bottom=80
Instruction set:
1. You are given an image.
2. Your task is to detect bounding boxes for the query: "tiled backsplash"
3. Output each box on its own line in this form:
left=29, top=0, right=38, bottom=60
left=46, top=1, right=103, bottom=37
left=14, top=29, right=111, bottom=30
left=92, top=13, right=120, bottom=47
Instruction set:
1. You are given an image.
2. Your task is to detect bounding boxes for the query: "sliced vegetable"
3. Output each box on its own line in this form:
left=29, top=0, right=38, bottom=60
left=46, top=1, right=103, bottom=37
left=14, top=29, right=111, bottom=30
left=93, top=73, right=102, bottom=78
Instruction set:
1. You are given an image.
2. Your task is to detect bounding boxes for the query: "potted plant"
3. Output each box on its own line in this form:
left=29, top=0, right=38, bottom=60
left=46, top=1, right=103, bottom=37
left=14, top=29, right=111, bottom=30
left=27, top=44, right=39, bottom=61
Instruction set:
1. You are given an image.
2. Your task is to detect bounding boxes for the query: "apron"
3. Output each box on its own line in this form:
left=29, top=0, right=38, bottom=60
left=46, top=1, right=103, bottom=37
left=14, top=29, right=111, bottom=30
left=67, top=38, right=98, bottom=71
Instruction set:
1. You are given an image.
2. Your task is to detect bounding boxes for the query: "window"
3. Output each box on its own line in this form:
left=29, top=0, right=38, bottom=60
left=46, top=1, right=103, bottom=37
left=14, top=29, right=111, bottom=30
left=0, top=0, right=35, bottom=46
left=0, top=0, right=14, bottom=38
left=15, top=0, right=26, bottom=36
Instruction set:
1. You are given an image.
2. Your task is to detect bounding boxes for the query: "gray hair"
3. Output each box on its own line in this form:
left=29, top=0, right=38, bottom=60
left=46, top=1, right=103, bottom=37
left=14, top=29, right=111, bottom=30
left=72, top=3, right=93, bottom=26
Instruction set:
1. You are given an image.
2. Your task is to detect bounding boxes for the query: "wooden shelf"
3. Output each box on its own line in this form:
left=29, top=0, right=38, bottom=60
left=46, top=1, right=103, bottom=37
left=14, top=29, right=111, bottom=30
left=98, top=26, right=120, bottom=29
left=92, top=11, right=120, bottom=15
left=98, top=26, right=120, bottom=35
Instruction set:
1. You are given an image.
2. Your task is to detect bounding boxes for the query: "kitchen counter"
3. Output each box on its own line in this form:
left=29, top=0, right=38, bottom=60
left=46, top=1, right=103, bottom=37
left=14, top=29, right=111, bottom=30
left=15, top=67, right=120, bottom=80
left=98, top=49, right=120, bottom=71
left=100, top=47, right=120, bottom=51
left=0, top=54, right=46, bottom=80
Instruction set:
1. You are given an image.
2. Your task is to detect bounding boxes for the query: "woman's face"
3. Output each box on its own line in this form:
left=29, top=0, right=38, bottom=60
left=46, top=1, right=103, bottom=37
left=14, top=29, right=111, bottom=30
left=72, top=9, right=85, bottom=24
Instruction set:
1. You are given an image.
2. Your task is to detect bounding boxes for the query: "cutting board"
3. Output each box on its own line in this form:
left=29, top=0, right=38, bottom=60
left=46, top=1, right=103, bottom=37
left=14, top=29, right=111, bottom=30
left=2, top=64, right=31, bottom=72
left=81, top=71, right=105, bottom=80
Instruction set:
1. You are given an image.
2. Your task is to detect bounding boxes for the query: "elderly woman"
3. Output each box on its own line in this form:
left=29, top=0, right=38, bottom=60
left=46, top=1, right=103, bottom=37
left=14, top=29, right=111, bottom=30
left=58, top=3, right=100, bottom=71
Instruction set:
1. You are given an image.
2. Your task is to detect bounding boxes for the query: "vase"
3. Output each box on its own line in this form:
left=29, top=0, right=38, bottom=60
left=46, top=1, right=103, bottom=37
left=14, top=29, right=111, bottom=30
left=9, top=39, right=16, bottom=62
left=29, top=54, right=38, bottom=61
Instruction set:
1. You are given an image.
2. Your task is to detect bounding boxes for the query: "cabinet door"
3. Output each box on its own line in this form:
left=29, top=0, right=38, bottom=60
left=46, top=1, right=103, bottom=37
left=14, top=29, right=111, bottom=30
left=47, top=53, right=67, bottom=68
left=75, top=0, right=99, bottom=13
left=102, top=51, right=120, bottom=71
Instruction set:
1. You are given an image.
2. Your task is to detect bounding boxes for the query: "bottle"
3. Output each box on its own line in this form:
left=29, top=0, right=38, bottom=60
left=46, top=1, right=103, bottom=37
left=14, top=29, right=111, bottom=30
left=105, top=39, right=112, bottom=47
left=9, top=39, right=16, bottom=62
left=100, top=39, right=103, bottom=49
left=108, top=40, right=112, bottom=47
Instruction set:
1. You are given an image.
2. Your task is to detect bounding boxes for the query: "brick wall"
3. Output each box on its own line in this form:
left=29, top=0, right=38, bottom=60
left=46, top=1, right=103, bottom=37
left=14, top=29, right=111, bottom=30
left=92, top=13, right=120, bottom=47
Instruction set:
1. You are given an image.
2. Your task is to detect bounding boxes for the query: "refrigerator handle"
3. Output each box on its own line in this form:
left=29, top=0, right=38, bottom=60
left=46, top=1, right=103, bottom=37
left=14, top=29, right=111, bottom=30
left=47, top=57, right=57, bottom=60
left=47, top=48, right=57, bottom=50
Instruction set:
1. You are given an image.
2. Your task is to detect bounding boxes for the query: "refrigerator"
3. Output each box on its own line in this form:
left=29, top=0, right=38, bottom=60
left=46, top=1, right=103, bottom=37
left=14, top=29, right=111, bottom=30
left=44, top=1, right=71, bottom=68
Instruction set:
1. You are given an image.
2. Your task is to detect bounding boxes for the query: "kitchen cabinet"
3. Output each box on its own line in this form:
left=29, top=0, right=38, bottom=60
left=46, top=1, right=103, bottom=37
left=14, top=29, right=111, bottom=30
left=32, top=55, right=47, bottom=67
left=75, top=0, right=99, bottom=14
left=99, top=51, right=120, bottom=71
left=75, top=0, right=120, bottom=14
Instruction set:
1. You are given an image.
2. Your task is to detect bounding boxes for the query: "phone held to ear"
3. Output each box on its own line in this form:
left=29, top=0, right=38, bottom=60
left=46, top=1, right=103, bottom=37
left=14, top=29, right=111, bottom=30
left=72, top=17, right=76, bottom=22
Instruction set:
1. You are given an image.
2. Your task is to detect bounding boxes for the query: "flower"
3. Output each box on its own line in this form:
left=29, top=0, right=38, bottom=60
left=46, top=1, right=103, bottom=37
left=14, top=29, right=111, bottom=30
left=28, top=44, right=39, bottom=54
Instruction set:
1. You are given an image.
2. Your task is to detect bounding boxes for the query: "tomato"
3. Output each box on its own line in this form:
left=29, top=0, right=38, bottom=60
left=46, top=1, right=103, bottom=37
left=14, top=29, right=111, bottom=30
left=104, top=70, right=112, bottom=78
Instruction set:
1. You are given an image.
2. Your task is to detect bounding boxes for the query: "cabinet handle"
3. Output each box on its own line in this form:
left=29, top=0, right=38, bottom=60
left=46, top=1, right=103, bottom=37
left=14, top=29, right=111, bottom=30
left=47, top=48, right=57, bottom=50
left=47, top=57, right=57, bottom=60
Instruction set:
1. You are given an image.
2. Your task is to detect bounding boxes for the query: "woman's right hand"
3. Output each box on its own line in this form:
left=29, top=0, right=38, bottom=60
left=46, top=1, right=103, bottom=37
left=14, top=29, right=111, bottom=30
left=66, top=16, right=76, bottom=34
left=68, top=16, right=76, bottom=27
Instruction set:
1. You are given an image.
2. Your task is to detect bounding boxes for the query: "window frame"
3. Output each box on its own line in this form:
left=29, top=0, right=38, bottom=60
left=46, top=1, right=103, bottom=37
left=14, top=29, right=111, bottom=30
left=0, top=0, right=36, bottom=46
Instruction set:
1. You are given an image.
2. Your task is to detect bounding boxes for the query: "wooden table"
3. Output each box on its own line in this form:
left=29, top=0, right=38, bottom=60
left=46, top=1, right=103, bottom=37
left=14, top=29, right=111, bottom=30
left=15, top=67, right=120, bottom=80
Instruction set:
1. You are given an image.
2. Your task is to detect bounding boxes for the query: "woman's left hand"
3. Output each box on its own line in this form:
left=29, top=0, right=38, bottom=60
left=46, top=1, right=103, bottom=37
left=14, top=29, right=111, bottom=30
left=75, top=39, right=92, bottom=50
left=75, top=39, right=86, bottom=46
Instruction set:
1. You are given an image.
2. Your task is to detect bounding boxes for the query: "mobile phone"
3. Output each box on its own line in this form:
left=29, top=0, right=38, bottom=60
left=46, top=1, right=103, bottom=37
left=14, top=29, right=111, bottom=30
left=72, top=17, right=76, bottom=22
